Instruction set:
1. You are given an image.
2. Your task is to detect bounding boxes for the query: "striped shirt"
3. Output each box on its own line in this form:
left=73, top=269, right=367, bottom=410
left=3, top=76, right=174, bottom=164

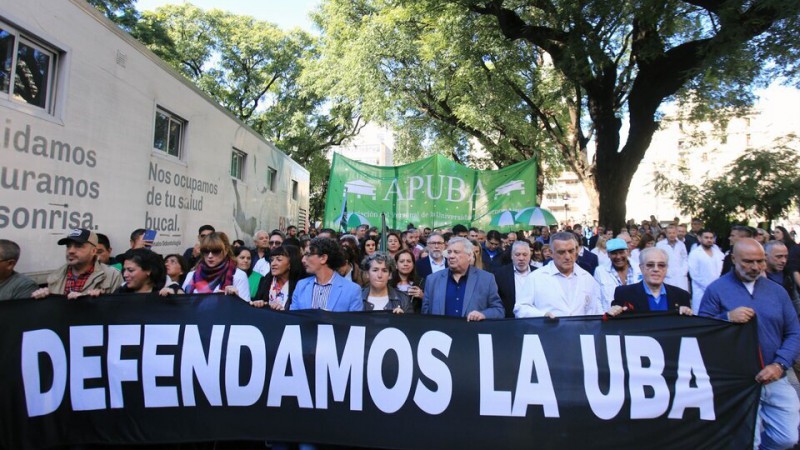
left=311, top=278, right=335, bottom=310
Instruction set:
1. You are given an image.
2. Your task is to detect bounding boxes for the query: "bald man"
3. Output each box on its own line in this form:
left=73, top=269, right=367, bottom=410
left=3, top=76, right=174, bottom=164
left=699, top=238, right=800, bottom=449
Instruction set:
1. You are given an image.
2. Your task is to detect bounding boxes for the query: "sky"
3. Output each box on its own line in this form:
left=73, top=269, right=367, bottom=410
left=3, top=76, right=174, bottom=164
left=135, top=0, right=322, bottom=32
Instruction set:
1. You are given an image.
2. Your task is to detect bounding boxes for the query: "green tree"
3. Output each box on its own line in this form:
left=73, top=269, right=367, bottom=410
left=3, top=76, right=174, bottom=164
left=655, top=137, right=800, bottom=230
left=311, top=0, right=800, bottom=230
left=137, top=4, right=364, bottom=221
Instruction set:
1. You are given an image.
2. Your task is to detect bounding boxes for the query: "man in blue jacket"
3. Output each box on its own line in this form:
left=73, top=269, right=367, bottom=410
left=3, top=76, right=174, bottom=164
left=699, top=238, right=800, bottom=450
left=290, top=237, right=362, bottom=312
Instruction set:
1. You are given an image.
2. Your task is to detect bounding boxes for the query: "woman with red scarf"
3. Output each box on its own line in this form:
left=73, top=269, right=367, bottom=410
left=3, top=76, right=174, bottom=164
left=182, top=232, right=251, bottom=301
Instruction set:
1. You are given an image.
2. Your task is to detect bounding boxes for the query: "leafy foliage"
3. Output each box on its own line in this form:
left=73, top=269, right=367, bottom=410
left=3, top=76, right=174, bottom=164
left=311, top=0, right=800, bottom=229
left=133, top=4, right=365, bottom=220
left=655, top=136, right=800, bottom=228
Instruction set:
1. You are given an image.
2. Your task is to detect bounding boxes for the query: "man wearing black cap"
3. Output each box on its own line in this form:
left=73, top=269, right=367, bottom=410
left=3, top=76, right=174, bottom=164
left=31, top=228, right=123, bottom=299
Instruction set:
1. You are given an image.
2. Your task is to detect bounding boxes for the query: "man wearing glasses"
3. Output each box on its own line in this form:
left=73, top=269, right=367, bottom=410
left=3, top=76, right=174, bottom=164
left=416, top=232, right=447, bottom=279
left=290, top=238, right=362, bottom=312
left=607, top=247, right=691, bottom=316
left=700, top=238, right=800, bottom=449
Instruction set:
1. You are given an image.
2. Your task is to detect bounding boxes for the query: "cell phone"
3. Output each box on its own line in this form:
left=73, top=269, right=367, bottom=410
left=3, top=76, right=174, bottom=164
left=143, top=229, right=157, bottom=242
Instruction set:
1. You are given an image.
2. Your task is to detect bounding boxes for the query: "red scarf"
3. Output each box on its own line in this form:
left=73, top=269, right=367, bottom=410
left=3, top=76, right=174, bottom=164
left=185, top=258, right=236, bottom=294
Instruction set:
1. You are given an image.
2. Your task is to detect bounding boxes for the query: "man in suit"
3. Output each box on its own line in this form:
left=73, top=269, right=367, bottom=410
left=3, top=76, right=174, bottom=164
left=494, top=240, right=537, bottom=318
left=416, top=232, right=447, bottom=279
left=608, top=247, right=691, bottom=316
left=421, top=237, right=504, bottom=321
left=515, top=232, right=603, bottom=318
left=290, top=237, right=362, bottom=312
left=576, top=232, right=599, bottom=275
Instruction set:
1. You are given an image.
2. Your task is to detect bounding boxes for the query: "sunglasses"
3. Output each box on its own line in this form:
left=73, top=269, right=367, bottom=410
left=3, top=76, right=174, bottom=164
left=201, top=249, right=223, bottom=256
left=269, top=241, right=282, bottom=246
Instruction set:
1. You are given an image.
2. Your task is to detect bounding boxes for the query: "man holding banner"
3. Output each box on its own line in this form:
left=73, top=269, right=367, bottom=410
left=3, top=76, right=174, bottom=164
left=290, top=237, right=362, bottom=312
left=421, top=237, right=504, bottom=320
left=699, top=238, right=800, bottom=450
left=514, top=232, right=603, bottom=318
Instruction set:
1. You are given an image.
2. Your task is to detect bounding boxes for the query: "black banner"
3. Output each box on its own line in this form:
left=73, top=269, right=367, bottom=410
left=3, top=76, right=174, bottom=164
left=0, top=294, right=760, bottom=449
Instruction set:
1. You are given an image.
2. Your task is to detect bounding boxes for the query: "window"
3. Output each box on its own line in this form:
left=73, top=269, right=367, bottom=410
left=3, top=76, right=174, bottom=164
left=291, top=180, right=298, bottom=200
left=0, top=23, right=59, bottom=112
left=153, top=108, right=185, bottom=158
left=266, top=167, right=277, bottom=192
left=231, top=148, right=246, bottom=180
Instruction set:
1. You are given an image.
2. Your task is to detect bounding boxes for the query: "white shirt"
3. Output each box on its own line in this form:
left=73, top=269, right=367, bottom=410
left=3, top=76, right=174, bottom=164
left=688, top=244, right=724, bottom=311
left=430, top=256, right=446, bottom=274
left=514, top=261, right=603, bottom=317
left=594, top=261, right=642, bottom=312
left=656, top=239, right=689, bottom=291
left=513, top=265, right=535, bottom=302
left=591, top=247, right=611, bottom=268
left=253, top=258, right=270, bottom=277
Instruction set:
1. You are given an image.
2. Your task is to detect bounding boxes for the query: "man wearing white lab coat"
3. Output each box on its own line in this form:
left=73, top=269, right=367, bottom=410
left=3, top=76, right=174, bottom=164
left=515, top=232, right=604, bottom=318
left=687, top=229, right=724, bottom=312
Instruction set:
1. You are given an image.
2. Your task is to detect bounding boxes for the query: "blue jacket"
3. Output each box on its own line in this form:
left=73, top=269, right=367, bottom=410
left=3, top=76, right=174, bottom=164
left=699, top=271, right=800, bottom=369
left=289, top=272, right=363, bottom=312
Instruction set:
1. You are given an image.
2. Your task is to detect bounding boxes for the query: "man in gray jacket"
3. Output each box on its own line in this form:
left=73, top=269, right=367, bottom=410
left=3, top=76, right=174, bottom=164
left=422, top=237, right=504, bottom=321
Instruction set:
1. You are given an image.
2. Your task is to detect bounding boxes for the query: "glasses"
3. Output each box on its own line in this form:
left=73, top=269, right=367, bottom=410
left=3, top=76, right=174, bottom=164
left=303, top=252, right=319, bottom=258
left=428, top=241, right=444, bottom=246
left=269, top=241, right=282, bottom=246
left=201, top=249, right=223, bottom=256
left=199, top=233, right=213, bottom=239
left=643, top=262, right=667, bottom=270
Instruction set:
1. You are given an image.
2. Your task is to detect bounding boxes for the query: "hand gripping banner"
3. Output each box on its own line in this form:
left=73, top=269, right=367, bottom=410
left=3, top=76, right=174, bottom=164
left=0, top=294, right=760, bottom=449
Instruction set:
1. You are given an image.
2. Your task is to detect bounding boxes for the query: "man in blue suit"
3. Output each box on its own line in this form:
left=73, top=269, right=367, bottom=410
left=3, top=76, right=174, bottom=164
left=290, top=237, right=363, bottom=312
left=422, top=237, right=504, bottom=321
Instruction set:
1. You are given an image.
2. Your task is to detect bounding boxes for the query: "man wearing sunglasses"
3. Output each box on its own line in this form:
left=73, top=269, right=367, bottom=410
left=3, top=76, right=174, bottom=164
left=608, top=247, right=691, bottom=316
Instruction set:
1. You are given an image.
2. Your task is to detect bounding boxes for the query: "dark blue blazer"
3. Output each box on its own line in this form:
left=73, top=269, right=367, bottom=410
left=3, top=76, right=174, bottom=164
left=494, top=263, right=536, bottom=318
left=612, top=281, right=690, bottom=313
left=577, top=249, right=599, bottom=276
left=417, top=255, right=447, bottom=280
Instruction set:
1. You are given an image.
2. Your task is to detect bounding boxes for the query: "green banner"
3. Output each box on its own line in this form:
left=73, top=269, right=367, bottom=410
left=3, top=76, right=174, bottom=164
left=323, top=153, right=540, bottom=231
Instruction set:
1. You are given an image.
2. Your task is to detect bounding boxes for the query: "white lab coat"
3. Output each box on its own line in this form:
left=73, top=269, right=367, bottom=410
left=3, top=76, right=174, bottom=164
left=687, top=244, right=724, bottom=312
left=514, top=261, right=603, bottom=318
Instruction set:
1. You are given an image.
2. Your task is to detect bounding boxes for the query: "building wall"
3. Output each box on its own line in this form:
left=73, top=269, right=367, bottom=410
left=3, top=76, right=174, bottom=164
left=0, top=0, right=309, bottom=276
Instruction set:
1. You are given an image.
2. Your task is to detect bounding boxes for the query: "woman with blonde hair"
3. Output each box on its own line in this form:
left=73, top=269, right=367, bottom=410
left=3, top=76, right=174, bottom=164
left=182, top=232, right=251, bottom=301
left=470, top=239, right=485, bottom=270
left=591, top=235, right=611, bottom=267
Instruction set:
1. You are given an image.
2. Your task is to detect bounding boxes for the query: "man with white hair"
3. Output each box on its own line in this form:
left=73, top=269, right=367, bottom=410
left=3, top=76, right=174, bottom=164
left=494, top=240, right=537, bottom=318
left=515, top=232, right=603, bottom=318
left=416, top=232, right=447, bottom=279
left=422, top=237, right=504, bottom=321
left=607, top=247, right=691, bottom=316
left=656, top=224, right=689, bottom=290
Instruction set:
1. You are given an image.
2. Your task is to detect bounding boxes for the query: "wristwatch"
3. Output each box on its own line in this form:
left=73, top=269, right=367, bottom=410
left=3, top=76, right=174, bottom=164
left=774, top=362, right=788, bottom=373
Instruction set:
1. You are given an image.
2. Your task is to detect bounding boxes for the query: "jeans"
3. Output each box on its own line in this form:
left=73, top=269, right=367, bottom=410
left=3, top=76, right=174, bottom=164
left=755, top=377, right=800, bottom=450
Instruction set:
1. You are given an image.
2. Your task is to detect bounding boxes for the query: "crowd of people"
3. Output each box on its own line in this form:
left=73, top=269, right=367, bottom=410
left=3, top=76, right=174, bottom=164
left=0, top=215, right=799, bottom=449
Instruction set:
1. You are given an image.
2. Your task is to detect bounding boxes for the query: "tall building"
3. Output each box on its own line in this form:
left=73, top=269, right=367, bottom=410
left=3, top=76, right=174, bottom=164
left=328, top=122, right=394, bottom=166
left=542, top=85, right=800, bottom=227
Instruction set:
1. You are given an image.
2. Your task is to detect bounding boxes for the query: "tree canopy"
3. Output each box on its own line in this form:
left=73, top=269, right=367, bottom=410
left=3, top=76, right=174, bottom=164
left=655, top=137, right=800, bottom=231
left=311, top=0, right=800, bottom=230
